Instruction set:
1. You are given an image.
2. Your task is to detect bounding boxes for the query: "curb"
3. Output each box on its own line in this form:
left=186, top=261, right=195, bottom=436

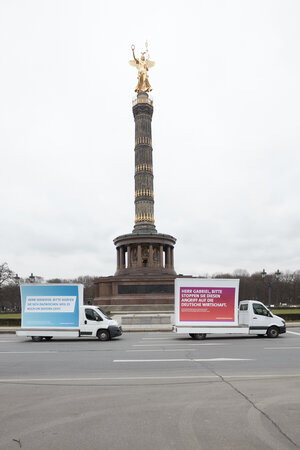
left=1, top=323, right=300, bottom=334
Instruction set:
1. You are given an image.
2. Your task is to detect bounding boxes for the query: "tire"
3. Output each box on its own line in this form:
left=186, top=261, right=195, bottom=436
left=189, top=333, right=206, bottom=340
left=267, top=326, right=279, bottom=338
left=97, top=330, right=110, bottom=341
left=31, top=336, right=42, bottom=342
left=44, top=337, right=53, bottom=341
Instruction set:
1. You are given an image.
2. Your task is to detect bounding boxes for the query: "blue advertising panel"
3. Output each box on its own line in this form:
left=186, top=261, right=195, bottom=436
left=20, top=284, right=83, bottom=328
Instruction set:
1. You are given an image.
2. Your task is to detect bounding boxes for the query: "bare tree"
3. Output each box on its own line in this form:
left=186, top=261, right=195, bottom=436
left=233, top=269, right=250, bottom=278
left=0, top=263, right=14, bottom=287
left=0, top=263, right=20, bottom=311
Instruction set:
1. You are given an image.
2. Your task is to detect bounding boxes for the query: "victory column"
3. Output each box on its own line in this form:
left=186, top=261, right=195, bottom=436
left=129, top=43, right=156, bottom=233
left=94, top=43, right=176, bottom=310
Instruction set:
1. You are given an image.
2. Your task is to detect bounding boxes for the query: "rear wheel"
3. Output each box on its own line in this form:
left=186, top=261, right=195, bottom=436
left=189, top=333, right=206, bottom=340
left=97, top=330, right=110, bottom=341
left=44, top=337, right=53, bottom=341
left=267, top=326, right=279, bottom=338
left=31, top=336, right=42, bottom=342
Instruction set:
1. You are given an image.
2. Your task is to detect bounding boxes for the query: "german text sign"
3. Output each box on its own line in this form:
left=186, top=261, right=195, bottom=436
left=180, top=286, right=235, bottom=322
left=20, top=284, right=83, bottom=328
left=175, top=278, right=239, bottom=326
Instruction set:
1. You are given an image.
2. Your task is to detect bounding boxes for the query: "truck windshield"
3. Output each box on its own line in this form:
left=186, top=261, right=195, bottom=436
left=96, top=308, right=111, bottom=320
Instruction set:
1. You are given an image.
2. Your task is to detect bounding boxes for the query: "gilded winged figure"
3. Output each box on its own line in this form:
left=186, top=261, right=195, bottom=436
left=129, top=43, right=155, bottom=93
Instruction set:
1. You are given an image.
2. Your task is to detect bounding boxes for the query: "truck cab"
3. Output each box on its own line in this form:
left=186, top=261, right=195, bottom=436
left=239, top=300, right=286, bottom=337
left=79, top=306, right=122, bottom=341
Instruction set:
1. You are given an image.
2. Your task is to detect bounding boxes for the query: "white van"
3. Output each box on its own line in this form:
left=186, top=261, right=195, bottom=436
left=172, top=277, right=286, bottom=339
left=16, top=284, right=122, bottom=342
left=174, top=300, right=286, bottom=339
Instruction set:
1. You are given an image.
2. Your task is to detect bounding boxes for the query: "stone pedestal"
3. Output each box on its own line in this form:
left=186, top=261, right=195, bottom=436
left=94, top=272, right=176, bottom=312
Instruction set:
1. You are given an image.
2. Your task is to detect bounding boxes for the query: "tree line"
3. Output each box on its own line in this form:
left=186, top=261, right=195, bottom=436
left=1, top=263, right=300, bottom=312
left=0, top=263, right=97, bottom=312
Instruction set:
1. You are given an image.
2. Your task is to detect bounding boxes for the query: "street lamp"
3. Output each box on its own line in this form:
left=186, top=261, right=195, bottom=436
left=261, top=269, right=281, bottom=308
left=14, top=274, right=20, bottom=285
left=13, top=273, right=38, bottom=284
left=28, top=273, right=35, bottom=283
left=14, top=274, right=37, bottom=284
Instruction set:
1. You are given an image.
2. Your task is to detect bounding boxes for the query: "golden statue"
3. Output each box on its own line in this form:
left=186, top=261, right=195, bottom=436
left=129, top=42, right=155, bottom=93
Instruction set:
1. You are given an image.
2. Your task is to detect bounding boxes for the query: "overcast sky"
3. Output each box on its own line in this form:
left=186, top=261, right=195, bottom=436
left=1, top=0, right=300, bottom=280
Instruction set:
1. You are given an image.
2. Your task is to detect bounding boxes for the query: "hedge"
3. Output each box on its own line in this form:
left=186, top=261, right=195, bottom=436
left=275, top=313, right=300, bottom=322
left=0, top=318, right=21, bottom=327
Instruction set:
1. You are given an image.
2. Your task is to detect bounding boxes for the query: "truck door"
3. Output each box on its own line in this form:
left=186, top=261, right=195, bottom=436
left=239, top=303, right=249, bottom=325
left=249, top=302, right=272, bottom=335
left=80, top=308, right=103, bottom=336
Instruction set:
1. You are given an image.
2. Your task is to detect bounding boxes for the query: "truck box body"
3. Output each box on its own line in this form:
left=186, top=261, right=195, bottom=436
left=19, top=283, right=83, bottom=329
left=173, top=278, right=286, bottom=339
left=16, top=284, right=122, bottom=341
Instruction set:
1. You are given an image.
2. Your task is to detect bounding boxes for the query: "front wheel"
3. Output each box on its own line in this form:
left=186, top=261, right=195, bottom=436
left=31, top=336, right=42, bottom=342
left=97, top=330, right=110, bottom=341
left=267, top=326, right=279, bottom=338
left=189, top=333, right=206, bottom=340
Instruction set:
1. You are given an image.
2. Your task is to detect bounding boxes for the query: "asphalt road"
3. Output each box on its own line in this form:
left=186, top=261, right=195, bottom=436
left=0, top=330, right=300, bottom=450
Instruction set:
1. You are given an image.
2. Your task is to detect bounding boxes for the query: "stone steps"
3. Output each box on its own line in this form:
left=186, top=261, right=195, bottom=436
left=112, top=312, right=174, bottom=331
left=103, top=304, right=174, bottom=314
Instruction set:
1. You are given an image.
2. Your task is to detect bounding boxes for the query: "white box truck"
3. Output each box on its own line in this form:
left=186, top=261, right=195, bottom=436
left=173, top=278, right=286, bottom=339
left=16, top=284, right=122, bottom=341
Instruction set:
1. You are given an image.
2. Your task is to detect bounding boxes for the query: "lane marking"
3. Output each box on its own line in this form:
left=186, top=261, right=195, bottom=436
left=264, top=347, right=300, bottom=350
left=287, top=331, right=300, bottom=336
left=133, top=343, right=227, bottom=347
left=0, top=373, right=299, bottom=383
left=0, top=351, right=57, bottom=354
left=194, top=358, right=253, bottom=361
left=116, top=359, right=190, bottom=362
left=221, top=374, right=300, bottom=379
left=114, top=358, right=254, bottom=363
left=127, top=349, right=198, bottom=352
left=142, top=338, right=174, bottom=340
left=0, top=375, right=219, bottom=382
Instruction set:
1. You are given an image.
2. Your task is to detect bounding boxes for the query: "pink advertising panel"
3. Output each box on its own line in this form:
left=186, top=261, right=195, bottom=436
left=179, top=286, right=236, bottom=322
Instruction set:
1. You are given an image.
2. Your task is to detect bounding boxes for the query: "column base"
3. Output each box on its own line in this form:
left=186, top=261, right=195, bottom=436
left=132, top=222, right=157, bottom=234
left=113, top=232, right=176, bottom=276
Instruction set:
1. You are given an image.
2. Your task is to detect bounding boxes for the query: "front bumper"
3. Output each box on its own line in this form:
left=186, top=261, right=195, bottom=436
left=279, top=325, right=286, bottom=334
left=108, top=325, right=122, bottom=338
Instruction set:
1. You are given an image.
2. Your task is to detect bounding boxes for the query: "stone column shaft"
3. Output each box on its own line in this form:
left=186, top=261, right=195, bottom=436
left=160, top=245, right=164, bottom=268
left=127, top=245, right=131, bottom=268
left=149, top=244, right=153, bottom=267
left=171, top=247, right=174, bottom=268
left=166, top=246, right=171, bottom=268
left=132, top=92, right=156, bottom=234
left=117, top=248, right=120, bottom=269
left=137, top=244, right=142, bottom=267
left=120, top=246, right=125, bottom=269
